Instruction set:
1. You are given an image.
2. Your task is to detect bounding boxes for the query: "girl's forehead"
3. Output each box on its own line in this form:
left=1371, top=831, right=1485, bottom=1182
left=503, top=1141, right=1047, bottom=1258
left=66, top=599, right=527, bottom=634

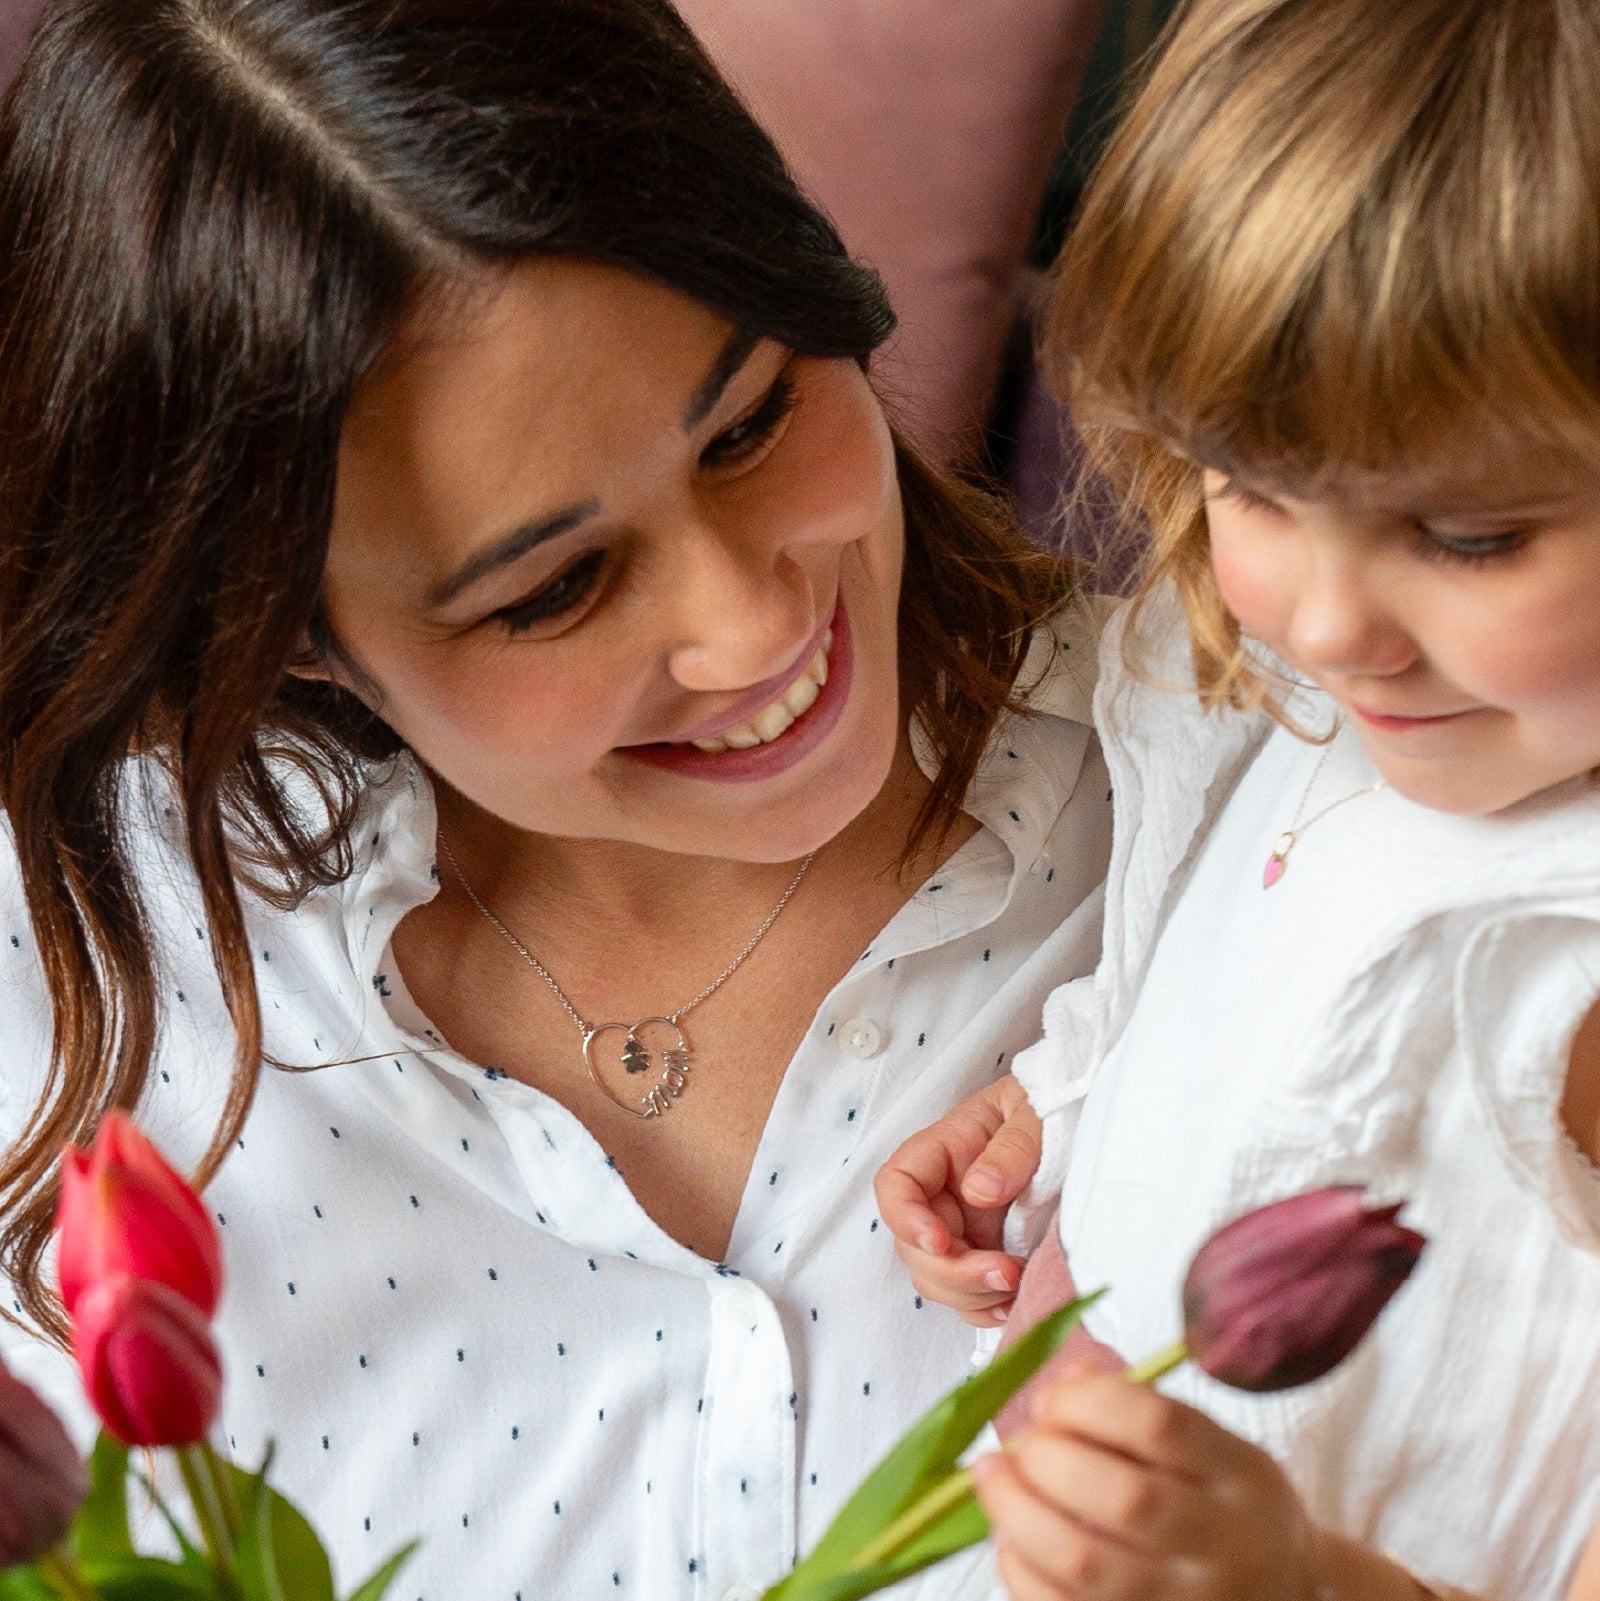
left=1203, top=434, right=1600, bottom=514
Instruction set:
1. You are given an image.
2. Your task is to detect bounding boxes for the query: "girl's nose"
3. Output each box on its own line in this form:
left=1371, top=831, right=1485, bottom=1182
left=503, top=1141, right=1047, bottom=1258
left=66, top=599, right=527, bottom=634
left=1285, top=553, right=1417, bottom=680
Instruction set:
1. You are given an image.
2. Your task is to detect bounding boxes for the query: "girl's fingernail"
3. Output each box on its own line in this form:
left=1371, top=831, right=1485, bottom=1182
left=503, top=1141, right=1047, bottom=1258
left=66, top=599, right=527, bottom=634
left=985, top=1268, right=1012, bottom=1292
left=917, top=1230, right=939, bottom=1253
left=969, top=1453, right=999, bottom=1485
left=966, top=1167, right=1004, bottom=1201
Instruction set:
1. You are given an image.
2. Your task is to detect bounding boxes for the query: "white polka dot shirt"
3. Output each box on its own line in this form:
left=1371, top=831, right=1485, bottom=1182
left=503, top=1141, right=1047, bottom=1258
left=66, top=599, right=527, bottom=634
left=0, top=632, right=1109, bottom=1601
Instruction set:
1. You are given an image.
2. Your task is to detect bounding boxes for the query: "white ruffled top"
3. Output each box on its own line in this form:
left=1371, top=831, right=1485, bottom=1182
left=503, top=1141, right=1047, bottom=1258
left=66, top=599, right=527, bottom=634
left=1015, top=595, right=1600, bottom=1600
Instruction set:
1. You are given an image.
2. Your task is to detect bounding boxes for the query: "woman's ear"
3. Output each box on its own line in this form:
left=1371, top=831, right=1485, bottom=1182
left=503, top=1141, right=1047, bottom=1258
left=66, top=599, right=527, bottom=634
left=283, top=638, right=334, bottom=683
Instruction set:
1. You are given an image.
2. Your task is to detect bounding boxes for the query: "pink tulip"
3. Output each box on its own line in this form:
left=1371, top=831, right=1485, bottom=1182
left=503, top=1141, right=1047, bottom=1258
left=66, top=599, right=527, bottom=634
left=72, top=1274, right=222, bottom=1447
left=1182, top=1185, right=1426, bottom=1392
left=55, top=1111, right=223, bottom=1320
left=0, top=1354, right=86, bottom=1565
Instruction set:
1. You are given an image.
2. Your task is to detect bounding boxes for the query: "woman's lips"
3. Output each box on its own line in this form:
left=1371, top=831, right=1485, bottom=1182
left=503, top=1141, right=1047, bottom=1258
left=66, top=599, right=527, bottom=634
left=667, top=605, right=838, bottom=746
left=620, top=601, right=854, bottom=784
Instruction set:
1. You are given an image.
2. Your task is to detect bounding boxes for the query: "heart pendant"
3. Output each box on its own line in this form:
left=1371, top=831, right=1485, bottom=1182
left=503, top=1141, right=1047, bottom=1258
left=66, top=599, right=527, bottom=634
left=582, top=1016, right=692, bottom=1118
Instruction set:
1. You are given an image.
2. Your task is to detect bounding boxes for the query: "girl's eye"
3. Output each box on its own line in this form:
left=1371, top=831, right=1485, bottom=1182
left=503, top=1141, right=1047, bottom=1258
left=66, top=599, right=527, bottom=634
left=701, top=373, right=798, bottom=470
left=493, top=548, right=608, bottom=636
left=1216, top=479, right=1283, bottom=516
left=1414, top=527, right=1527, bottom=566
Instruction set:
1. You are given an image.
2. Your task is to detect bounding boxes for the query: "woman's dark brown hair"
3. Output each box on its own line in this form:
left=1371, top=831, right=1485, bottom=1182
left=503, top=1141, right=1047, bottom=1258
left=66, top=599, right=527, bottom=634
left=0, top=0, right=1069, bottom=1338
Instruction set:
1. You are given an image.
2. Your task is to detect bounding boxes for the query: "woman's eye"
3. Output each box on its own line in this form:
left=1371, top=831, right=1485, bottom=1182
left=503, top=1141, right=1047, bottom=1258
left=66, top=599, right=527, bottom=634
left=1414, top=527, right=1527, bottom=566
left=701, top=373, right=798, bottom=470
left=493, top=549, right=608, bottom=636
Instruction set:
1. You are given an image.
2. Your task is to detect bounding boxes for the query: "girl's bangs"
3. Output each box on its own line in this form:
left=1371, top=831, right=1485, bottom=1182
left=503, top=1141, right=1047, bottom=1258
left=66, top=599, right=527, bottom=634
left=1052, top=0, right=1600, bottom=496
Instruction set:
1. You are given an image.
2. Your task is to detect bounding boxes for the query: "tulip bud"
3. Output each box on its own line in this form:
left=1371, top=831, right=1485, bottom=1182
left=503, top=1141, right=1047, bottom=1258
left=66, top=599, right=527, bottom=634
left=1182, top=1185, right=1425, bottom=1392
left=72, top=1274, right=223, bottom=1447
left=56, top=1111, right=223, bottom=1320
left=0, top=1356, right=87, bottom=1566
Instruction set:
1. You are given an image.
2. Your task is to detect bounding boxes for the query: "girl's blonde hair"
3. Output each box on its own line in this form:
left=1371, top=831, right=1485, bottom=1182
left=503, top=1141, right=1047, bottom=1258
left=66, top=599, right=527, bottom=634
left=1049, top=0, right=1600, bottom=713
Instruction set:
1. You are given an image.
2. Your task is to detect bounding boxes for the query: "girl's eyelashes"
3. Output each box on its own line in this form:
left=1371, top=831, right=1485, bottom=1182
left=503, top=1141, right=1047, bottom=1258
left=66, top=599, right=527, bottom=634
left=1413, top=526, right=1528, bottom=566
left=700, top=372, right=798, bottom=470
left=1212, top=477, right=1283, bottom=516
left=493, top=547, right=608, bottom=636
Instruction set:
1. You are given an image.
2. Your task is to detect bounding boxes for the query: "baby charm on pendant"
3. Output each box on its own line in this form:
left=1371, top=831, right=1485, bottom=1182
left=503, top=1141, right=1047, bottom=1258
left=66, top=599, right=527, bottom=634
left=583, top=1017, right=693, bottom=1118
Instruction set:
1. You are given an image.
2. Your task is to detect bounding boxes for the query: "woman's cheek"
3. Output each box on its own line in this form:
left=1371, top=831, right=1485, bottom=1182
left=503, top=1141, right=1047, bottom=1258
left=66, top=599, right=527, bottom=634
left=758, top=361, right=900, bottom=558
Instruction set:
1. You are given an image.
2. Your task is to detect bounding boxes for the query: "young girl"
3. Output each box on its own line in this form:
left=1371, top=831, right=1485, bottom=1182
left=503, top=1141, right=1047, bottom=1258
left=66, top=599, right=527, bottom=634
left=879, top=0, right=1600, bottom=1596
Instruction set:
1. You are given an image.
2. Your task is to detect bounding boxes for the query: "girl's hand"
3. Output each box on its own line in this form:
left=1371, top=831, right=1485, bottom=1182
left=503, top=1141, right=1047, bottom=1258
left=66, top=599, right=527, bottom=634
left=873, top=1075, right=1042, bottom=1326
left=972, top=1371, right=1320, bottom=1601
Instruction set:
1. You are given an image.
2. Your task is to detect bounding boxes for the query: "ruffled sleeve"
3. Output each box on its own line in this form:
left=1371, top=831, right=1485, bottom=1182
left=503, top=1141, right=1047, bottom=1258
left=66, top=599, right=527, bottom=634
left=1457, top=906, right=1600, bottom=1252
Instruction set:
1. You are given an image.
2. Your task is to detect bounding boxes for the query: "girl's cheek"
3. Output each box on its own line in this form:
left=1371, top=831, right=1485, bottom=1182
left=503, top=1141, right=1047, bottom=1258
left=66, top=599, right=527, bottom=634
left=1208, top=515, right=1288, bottom=643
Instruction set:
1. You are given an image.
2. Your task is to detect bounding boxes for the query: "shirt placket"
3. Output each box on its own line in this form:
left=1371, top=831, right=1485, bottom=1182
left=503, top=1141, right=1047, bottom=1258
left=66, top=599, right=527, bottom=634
left=697, top=1273, right=797, bottom=1599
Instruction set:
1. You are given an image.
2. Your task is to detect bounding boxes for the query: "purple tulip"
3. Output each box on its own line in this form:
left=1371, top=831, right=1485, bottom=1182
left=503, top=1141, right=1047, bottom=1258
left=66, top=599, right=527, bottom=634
left=1182, top=1186, right=1426, bottom=1392
left=0, top=1353, right=87, bottom=1566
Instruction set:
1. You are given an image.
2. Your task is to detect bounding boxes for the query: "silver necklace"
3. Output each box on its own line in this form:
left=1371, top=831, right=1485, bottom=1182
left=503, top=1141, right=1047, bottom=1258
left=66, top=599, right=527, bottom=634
left=1263, top=728, right=1386, bottom=889
left=437, top=834, right=814, bottom=1119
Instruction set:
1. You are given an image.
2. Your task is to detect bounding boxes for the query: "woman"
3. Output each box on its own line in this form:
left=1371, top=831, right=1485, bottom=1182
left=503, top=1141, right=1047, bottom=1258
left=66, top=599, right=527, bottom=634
left=0, top=1, right=1111, bottom=1595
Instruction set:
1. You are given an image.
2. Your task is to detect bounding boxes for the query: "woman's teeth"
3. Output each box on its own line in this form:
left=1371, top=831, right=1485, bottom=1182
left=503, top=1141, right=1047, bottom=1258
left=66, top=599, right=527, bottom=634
left=690, top=631, right=833, bottom=753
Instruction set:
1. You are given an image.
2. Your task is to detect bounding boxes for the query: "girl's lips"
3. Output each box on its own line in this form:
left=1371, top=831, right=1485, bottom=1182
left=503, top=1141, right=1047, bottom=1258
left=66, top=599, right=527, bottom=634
left=1350, top=704, right=1475, bottom=733
left=621, top=601, right=854, bottom=784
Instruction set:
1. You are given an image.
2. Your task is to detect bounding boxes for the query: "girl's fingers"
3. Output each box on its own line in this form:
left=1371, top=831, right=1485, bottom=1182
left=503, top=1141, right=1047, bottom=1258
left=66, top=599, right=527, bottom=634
left=1034, top=1374, right=1259, bottom=1480
left=993, top=1540, right=1089, bottom=1601
left=1008, top=1423, right=1218, bottom=1556
left=895, top=1239, right=1023, bottom=1313
left=961, top=1103, right=1043, bottom=1207
left=874, top=1144, right=957, bottom=1254
left=973, top=1453, right=1180, bottom=1601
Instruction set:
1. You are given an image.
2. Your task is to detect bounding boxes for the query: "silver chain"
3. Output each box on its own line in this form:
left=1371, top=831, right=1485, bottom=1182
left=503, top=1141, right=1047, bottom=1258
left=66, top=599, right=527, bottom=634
left=436, top=833, right=814, bottom=1036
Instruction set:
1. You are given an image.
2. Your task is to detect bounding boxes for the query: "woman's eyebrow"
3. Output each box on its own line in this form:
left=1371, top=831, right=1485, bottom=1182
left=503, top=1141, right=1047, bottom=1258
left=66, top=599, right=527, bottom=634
left=683, top=326, right=762, bottom=430
left=427, top=499, right=601, bottom=609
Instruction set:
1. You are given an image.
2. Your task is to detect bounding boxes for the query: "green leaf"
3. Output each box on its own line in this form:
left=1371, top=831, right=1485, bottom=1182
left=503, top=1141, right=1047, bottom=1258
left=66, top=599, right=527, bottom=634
left=342, top=1543, right=418, bottom=1601
left=227, top=1462, right=335, bottom=1601
left=765, top=1292, right=1104, bottom=1601
left=0, top=1566, right=57, bottom=1601
left=72, top=1434, right=134, bottom=1562
left=79, top=1555, right=219, bottom=1600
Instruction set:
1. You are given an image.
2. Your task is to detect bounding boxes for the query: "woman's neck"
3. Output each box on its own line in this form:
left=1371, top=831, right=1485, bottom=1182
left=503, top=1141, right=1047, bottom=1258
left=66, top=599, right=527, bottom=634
left=431, top=730, right=952, bottom=952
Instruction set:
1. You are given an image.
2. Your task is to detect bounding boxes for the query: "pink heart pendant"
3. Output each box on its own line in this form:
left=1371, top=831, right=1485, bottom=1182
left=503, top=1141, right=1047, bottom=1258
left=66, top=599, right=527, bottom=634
left=1262, top=852, right=1287, bottom=889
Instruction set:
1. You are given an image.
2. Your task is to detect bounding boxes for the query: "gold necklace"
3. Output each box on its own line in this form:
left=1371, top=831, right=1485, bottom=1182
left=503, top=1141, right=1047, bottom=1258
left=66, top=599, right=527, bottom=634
left=1263, top=730, right=1386, bottom=889
left=437, top=835, right=814, bottom=1119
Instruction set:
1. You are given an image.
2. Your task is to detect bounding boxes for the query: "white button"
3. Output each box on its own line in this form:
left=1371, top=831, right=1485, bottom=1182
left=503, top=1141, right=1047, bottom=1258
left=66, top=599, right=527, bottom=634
left=722, top=1588, right=762, bottom=1601
left=838, top=1018, right=885, bottom=1059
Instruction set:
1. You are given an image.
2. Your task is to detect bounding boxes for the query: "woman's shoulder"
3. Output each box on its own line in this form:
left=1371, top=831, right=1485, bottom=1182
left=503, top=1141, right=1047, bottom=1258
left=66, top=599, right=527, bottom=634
left=0, top=751, right=436, bottom=1137
left=1013, top=592, right=1118, bottom=726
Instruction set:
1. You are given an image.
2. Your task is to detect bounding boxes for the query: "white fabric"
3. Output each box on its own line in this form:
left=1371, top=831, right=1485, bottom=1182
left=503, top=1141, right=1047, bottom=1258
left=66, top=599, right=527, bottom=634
left=0, top=621, right=1110, bottom=1601
left=1014, top=595, right=1600, bottom=1600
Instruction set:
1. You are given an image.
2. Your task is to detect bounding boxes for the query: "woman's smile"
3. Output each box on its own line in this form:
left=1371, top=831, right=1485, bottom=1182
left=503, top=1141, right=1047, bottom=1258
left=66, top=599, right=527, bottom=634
left=624, top=596, right=850, bottom=782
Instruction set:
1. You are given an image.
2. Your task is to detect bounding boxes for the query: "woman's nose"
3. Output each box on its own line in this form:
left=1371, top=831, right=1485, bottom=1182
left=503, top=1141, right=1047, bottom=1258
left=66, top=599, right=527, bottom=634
left=663, top=538, right=821, bottom=694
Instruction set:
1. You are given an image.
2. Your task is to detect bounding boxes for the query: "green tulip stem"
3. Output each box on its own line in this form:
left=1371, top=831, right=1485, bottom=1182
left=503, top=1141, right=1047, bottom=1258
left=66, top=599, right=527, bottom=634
left=1123, top=1340, right=1191, bottom=1387
left=37, top=1548, right=97, bottom=1601
left=847, top=1338, right=1196, bottom=1576
left=852, top=1467, right=977, bottom=1572
left=199, top=1442, right=243, bottom=1539
left=178, top=1444, right=236, bottom=1571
